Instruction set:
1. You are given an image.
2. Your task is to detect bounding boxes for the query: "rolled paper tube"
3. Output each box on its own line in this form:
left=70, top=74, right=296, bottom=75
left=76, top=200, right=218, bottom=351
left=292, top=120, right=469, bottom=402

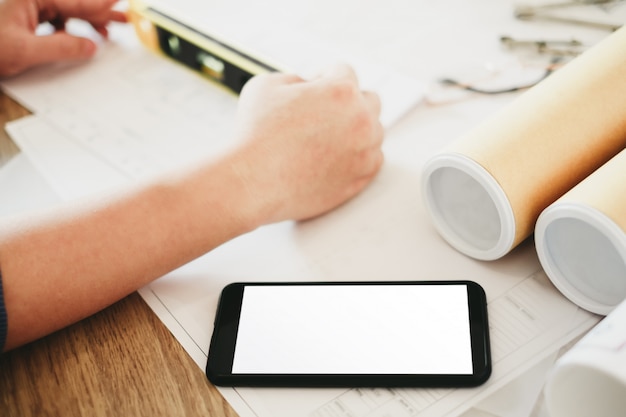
left=422, top=26, right=626, bottom=261
left=545, top=299, right=626, bottom=417
left=535, top=148, right=626, bottom=315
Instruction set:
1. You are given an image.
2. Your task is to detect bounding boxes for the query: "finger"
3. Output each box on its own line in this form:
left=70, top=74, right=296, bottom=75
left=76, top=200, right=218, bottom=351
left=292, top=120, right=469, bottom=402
left=267, top=71, right=304, bottom=85
left=362, top=148, right=385, bottom=177
left=361, top=90, right=382, bottom=117
left=371, top=118, right=385, bottom=147
left=343, top=156, right=384, bottom=201
left=22, top=33, right=97, bottom=69
left=104, top=10, right=128, bottom=24
left=94, top=26, right=108, bottom=38
left=92, top=25, right=109, bottom=38
left=311, top=62, right=359, bottom=84
left=89, top=12, right=128, bottom=38
left=42, top=0, right=127, bottom=26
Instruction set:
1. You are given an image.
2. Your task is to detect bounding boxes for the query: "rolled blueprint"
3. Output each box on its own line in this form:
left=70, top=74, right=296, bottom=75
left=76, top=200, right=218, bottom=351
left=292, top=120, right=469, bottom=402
left=545, top=299, right=626, bottom=417
left=422, top=26, right=626, bottom=260
left=535, top=149, right=626, bottom=315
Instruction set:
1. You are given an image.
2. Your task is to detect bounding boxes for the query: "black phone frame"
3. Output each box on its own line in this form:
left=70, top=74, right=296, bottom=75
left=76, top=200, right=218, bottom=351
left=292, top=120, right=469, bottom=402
left=206, top=280, right=491, bottom=388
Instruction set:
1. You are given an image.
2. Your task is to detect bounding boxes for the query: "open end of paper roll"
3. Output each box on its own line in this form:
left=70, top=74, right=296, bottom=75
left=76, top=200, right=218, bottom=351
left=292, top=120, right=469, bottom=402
left=422, top=153, right=516, bottom=260
left=546, top=362, right=626, bottom=417
left=536, top=204, right=626, bottom=315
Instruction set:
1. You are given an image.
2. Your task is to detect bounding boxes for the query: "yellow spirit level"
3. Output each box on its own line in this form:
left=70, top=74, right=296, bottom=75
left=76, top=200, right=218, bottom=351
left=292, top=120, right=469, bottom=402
left=129, top=0, right=283, bottom=94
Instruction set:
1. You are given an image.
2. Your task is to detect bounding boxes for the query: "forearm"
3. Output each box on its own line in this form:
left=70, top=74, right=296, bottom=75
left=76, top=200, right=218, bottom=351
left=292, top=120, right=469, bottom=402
left=0, top=64, right=384, bottom=351
left=0, top=153, right=260, bottom=350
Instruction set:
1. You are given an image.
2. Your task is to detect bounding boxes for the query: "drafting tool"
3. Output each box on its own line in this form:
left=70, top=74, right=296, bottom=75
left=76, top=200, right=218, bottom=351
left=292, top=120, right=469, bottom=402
left=514, top=0, right=623, bottom=31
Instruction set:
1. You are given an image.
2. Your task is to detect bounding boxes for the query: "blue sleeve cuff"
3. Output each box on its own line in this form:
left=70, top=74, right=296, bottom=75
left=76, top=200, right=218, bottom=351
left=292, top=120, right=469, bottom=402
left=0, top=269, right=7, bottom=351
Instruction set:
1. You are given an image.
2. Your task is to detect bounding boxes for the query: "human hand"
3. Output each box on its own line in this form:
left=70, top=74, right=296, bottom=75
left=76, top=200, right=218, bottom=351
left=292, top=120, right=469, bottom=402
left=0, top=0, right=127, bottom=77
left=231, top=64, right=384, bottom=224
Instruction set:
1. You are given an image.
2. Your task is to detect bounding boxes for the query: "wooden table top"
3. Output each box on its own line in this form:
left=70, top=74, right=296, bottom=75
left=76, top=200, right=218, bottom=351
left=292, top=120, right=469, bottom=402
left=0, top=90, right=239, bottom=417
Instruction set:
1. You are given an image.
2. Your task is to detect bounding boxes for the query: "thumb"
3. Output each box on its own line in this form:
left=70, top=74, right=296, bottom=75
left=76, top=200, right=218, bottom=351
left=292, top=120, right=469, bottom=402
left=25, top=33, right=97, bottom=68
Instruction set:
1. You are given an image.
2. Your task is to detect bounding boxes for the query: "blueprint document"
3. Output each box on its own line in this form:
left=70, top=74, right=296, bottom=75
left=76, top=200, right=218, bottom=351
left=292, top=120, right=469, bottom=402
left=1, top=6, right=602, bottom=417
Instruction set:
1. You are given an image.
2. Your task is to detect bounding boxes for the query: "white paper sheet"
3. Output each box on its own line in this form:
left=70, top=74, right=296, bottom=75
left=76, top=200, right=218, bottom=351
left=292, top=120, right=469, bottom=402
left=0, top=153, right=60, bottom=217
left=7, top=115, right=127, bottom=201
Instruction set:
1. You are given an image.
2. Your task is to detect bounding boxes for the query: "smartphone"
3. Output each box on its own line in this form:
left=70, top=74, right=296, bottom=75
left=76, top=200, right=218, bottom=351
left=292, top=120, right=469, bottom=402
left=206, top=280, right=491, bottom=388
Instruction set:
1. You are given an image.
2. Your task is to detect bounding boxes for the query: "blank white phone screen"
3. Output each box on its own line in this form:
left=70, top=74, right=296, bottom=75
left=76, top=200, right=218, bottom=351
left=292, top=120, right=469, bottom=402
left=231, top=284, right=473, bottom=375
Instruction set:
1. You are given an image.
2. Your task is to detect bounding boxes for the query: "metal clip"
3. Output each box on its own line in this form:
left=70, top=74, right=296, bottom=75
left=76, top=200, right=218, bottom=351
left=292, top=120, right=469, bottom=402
left=514, top=0, right=623, bottom=31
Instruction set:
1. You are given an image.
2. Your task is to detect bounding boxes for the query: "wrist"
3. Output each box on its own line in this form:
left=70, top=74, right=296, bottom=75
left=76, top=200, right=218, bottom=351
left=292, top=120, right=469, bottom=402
left=178, top=152, right=271, bottom=243
left=221, top=149, right=283, bottom=230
